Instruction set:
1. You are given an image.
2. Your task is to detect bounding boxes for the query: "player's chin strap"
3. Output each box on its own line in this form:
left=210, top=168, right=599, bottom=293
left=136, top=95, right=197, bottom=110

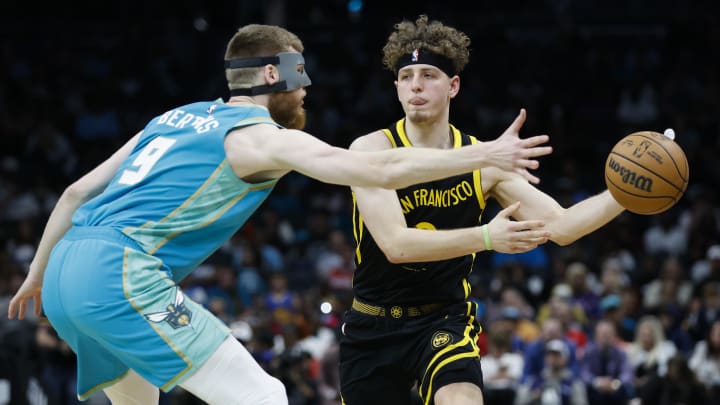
left=225, top=52, right=312, bottom=96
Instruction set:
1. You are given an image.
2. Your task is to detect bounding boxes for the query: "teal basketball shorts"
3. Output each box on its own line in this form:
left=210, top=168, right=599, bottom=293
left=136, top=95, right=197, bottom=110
left=41, top=226, right=230, bottom=400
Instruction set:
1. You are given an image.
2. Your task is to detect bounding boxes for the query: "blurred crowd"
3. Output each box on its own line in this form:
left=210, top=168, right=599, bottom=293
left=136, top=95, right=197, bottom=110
left=1, top=1, right=720, bottom=404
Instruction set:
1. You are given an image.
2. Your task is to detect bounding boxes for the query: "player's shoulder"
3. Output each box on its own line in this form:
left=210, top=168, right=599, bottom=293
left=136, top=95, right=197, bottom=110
left=349, top=129, right=394, bottom=151
left=176, top=100, right=217, bottom=112
left=227, top=122, right=280, bottom=144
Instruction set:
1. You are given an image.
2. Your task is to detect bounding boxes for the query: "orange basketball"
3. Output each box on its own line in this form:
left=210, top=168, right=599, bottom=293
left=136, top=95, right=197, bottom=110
left=605, top=131, right=689, bottom=215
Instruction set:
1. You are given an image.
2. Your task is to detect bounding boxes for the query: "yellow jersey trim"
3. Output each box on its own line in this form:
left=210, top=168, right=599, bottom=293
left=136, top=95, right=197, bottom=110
left=381, top=129, right=398, bottom=148
left=396, top=119, right=411, bottom=147
left=468, top=136, right=486, bottom=211
left=352, top=192, right=364, bottom=264
left=450, top=124, right=463, bottom=148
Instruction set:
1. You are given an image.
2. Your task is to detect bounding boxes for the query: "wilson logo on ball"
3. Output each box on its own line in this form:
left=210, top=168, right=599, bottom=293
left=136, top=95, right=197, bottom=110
left=607, top=157, right=653, bottom=192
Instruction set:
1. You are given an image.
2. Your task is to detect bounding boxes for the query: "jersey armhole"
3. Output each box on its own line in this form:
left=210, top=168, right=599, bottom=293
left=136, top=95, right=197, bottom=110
left=469, top=135, right=486, bottom=212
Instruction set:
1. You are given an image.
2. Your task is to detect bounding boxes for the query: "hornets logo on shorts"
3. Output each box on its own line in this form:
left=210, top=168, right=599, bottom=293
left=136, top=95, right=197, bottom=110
left=145, top=288, right=194, bottom=329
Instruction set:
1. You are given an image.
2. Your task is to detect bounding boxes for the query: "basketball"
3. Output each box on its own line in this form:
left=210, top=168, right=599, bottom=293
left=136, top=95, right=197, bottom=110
left=604, top=130, right=689, bottom=215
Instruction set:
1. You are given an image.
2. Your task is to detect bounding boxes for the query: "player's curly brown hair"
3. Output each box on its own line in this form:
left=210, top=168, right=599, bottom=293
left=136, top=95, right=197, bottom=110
left=382, top=15, right=470, bottom=75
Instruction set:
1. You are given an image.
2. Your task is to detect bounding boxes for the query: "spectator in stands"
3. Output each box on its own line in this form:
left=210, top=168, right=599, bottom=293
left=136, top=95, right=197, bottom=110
left=486, top=286, right=537, bottom=323
left=643, top=211, right=687, bottom=258
left=597, top=258, right=629, bottom=298
left=598, top=294, right=623, bottom=332
left=689, top=319, right=720, bottom=400
left=205, top=265, right=241, bottom=324
left=317, top=337, right=341, bottom=405
left=265, top=273, right=302, bottom=318
left=616, top=286, right=642, bottom=343
left=691, top=244, right=720, bottom=285
left=536, top=284, right=588, bottom=329
left=643, top=255, right=693, bottom=311
left=35, top=319, right=82, bottom=405
left=625, top=315, right=677, bottom=397
left=276, top=349, right=318, bottom=405
left=580, top=320, right=634, bottom=405
left=481, top=324, right=524, bottom=405
left=658, top=303, right=694, bottom=354
left=543, top=290, right=590, bottom=352
left=687, top=282, right=720, bottom=342
left=485, top=288, right=540, bottom=351
left=566, top=261, right=601, bottom=320
left=515, top=339, right=588, bottom=405
left=523, top=317, right=578, bottom=383
left=633, top=354, right=706, bottom=405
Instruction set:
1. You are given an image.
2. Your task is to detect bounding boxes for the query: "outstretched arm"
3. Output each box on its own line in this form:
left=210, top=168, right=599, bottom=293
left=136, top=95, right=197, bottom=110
left=8, top=133, right=141, bottom=320
left=485, top=167, right=625, bottom=246
left=225, top=109, right=550, bottom=188
left=351, top=133, right=550, bottom=263
left=355, top=188, right=550, bottom=261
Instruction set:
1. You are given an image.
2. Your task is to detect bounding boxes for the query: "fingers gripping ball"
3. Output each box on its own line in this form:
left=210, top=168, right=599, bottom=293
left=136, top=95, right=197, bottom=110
left=605, top=130, right=689, bottom=215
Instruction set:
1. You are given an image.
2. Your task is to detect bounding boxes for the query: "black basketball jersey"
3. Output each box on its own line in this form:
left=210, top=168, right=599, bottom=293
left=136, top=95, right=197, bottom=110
left=351, top=119, right=487, bottom=305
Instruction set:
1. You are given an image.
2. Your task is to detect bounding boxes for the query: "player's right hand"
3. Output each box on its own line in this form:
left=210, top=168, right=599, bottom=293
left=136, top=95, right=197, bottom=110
left=7, top=271, right=43, bottom=320
left=485, top=202, right=550, bottom=253
left=487, top=108, right=552, bottom=184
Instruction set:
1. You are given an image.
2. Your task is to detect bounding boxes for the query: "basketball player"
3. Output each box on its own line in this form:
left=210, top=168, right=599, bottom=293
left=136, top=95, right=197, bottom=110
left=6, top=24, right=552, bottom=404
left=339, top=15, right=625, bottom=405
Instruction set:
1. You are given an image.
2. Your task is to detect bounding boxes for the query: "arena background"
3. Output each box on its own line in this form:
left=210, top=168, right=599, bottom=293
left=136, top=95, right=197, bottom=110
left=1, top=1, right=719, bottom=404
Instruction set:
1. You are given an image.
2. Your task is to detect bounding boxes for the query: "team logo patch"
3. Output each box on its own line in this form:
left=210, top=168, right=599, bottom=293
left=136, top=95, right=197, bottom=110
left=431, top=331, right=453, bottom=349
left=390, top=306, right=403, bottom=318
left=145, top=288, right=194, bottom=330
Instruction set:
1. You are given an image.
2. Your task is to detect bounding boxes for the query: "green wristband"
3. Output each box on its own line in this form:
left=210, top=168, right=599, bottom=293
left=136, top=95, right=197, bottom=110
left=482, top=224, right=492, bottom=251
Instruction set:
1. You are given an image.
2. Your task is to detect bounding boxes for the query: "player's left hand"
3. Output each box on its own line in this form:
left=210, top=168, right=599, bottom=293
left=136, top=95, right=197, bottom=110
left=486, top=202, right=551, bottom=253
left=487, top=108, right=552, bottom=184
left=8, top=270, right=43, bottom=320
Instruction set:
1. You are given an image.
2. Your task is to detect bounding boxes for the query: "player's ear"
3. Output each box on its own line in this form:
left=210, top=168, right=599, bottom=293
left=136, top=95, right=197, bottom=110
left=263, top=64, right=280, bottom=84
left=448, top=76, right=460, bottom=98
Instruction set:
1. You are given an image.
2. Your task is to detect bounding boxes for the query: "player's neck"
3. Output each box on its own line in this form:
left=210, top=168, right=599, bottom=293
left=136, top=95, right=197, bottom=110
left=226, top=96, right=268, bottom=108
left=403, top=117, right=453, bottom=149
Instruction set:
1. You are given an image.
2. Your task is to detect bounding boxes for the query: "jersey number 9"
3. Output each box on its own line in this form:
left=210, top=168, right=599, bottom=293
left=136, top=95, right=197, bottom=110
left=118, top=136, right=176, bottom=185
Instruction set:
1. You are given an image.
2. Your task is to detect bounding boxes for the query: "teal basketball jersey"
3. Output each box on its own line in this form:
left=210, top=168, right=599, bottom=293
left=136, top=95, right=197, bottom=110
left=73, top=101, right=279, bottom=280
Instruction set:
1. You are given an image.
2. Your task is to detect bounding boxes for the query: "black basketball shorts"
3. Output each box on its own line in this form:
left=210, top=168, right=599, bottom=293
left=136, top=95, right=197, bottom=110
left=339, top=301, right=483, bottom=405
